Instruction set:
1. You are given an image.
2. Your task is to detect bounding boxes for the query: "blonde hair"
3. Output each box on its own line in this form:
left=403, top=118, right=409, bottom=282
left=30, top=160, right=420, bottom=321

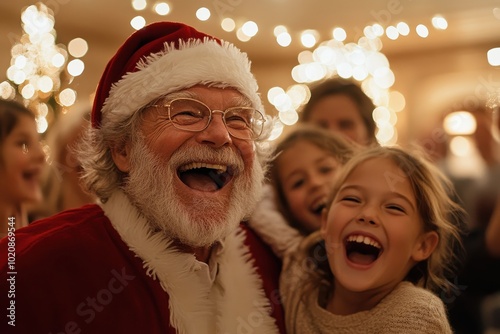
left=323, top=145, right=465, bottom=294
left=268, top=125, right=358, bottom=234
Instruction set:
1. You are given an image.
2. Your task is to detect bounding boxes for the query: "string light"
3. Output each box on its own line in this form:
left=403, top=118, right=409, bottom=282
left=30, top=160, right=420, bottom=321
left=432, top=15, right=448, bottom=30
left=128, top=2, right=453, bottom=144
left=487, top=47, right=500, bottom=66
left=221, top=18, right=236, bottom=32
left=154, top=2, right=170, bottom=16
left=130, top=16, right=146, bottom=30
left=443, top=111, right=477, bottom=135
left=416, top=24, right=430, bottom=38
left=195, top=7, right=210, bottom=21
left=2, top=3, right=86, bottom=134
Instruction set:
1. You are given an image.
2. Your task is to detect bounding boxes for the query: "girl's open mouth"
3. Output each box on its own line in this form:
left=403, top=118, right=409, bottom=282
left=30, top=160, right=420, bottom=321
left=344, top=234, right=382, bottom=266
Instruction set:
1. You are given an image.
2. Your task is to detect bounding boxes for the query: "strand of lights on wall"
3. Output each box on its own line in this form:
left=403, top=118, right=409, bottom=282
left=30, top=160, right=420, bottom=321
left=0, top=3, right=88, bottom=134
left=129, top=1, right=500, bottom=145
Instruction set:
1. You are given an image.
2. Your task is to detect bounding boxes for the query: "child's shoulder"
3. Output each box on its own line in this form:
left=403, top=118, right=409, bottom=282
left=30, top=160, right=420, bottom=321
left=378, top=282, right=451, bottom=333
left=390, top=281, right=442, bottom=302
left=386, top=281, right=444, bottom=308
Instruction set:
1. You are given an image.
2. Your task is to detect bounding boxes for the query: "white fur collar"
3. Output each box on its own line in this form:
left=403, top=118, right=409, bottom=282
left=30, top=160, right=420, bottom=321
left=100, top=190, right=278, bottom=334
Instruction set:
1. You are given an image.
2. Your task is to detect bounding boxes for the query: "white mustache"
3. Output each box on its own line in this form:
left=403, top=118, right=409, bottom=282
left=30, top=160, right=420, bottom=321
left=168, top=145, right=245, bottom=175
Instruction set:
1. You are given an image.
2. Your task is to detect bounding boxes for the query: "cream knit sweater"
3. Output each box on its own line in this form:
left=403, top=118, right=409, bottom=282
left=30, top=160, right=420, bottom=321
left=282, top=258, right=452, bottom=333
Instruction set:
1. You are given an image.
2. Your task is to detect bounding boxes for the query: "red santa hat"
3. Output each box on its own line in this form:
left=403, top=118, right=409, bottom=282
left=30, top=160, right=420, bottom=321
left=91, top=21, right=263, bottom=128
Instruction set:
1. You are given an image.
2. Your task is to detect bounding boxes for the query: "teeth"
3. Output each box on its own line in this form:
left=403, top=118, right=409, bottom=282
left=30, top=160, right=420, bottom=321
left=179, top=163, right=227, bottom=174
left=347, top=234, right=381, bottom=249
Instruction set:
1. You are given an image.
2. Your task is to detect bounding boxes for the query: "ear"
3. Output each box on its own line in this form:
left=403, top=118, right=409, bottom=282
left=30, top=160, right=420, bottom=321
left=111, top=142, right=131, bottom=173
left=411, top=231, right=439, bottom=262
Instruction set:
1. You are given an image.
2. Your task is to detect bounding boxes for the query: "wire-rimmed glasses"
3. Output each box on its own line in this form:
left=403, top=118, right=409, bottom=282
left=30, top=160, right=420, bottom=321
left=151, top=98, right=266, bottom=140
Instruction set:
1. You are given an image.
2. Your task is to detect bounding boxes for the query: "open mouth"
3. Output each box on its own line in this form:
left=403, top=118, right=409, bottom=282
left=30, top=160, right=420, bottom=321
left=311, top=202, right=326, bottom=216
left=22, top=168, right=41, bottom=183
left=345, top=234, right=382, bottom=266
left=310, top=196, right=327, bottom=216
left=178, top=162, right=233, bottom=192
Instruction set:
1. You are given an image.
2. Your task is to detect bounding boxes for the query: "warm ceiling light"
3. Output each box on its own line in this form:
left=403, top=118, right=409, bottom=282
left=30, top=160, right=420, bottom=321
left=274, top=25, right=287, bottom=37
left=373, top=106, right=391, bottom=123
left=241, top=21, right=258, bottom=37
left=416, top=24, right=429, bottom=38
left=236, top=28, right=251, bottom=42
left=432, top=15, right=448, bottom=30
left=196, top=7, right=210, bottom=21
left=279, top=110, right=299, bottom=126
left=59, top=88, right=77, bottom=107
left=154, top=2, right=170, bottom=15
left=0, top=81, right=15, bottom=100
left=37, top=75, right=53, bottom=93
left=67, top=59, right=85, bottom=76
left=36, top=115, right=48, bottom=134
left=389, top=91, right=406, bottom=112
left=396, top=22, right=410, bottom=36
left=267, top=86, right=285, bottom=103
left=132, top=0, right=147, bottom=11
left=276, top=32, right=292, bottom=47
left=301, top=30, right=318, bottom=48
left=68, top=38, right=88, bottom=58
left=385, top=26, right=399, bottom=40
left=221, top=18, right=235, bottom=32
left=21, top=84, right=35, bottom=99
left=287, top=84, right=309, bottom=106
left=268, top=122, right=284, bottom=141
left=443, top=111, right=477, bottom=135
left=130, top=16, right=146, bottom=30
left=332, top=27, right=346, bottom=41
left=450, top=136, right=472, bottom=157
left=51, top=53, right=65, bottom=67
left=372, top=24, right=385, bottom=37
left=487, top=47, right=500, bottom=66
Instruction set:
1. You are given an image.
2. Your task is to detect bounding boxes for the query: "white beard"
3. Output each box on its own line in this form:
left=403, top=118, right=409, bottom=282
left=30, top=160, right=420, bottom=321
left=123, top=137, right=264, bottom=247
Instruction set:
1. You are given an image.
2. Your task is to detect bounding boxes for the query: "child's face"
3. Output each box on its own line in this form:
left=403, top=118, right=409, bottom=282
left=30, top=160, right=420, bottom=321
left=321, top=157, right=438, bottom=295
left=0, top=114, right=44, bottom=205
left=278, top=140, right=341, bottom=233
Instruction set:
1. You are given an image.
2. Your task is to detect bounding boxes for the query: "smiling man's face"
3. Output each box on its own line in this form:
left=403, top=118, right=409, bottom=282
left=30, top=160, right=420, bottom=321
left=112, top=86, right=264, bottom=247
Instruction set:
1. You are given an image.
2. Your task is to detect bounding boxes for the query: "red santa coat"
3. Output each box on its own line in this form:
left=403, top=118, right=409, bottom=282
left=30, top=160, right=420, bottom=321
left=0, top=191, right=285, bottom=334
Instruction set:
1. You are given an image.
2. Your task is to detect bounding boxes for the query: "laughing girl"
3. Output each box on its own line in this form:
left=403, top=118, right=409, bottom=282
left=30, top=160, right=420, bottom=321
left=287, top=146, right=464, bottom=333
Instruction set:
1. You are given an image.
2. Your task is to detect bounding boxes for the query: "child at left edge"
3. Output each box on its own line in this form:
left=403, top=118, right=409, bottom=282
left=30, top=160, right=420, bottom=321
left=0, top=99, right=44, bottom=238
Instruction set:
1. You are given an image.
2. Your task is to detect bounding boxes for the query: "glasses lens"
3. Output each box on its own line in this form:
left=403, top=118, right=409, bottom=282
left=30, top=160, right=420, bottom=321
left=225, top=108, right=264, bottom=140
left=167, top=98, right=265, bottom=140
left=169, top=99, right=209, bottom=131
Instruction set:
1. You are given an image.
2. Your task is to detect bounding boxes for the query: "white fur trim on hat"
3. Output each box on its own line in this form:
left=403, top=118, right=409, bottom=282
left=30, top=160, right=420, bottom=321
left=101, top=38, right=264, bottom=127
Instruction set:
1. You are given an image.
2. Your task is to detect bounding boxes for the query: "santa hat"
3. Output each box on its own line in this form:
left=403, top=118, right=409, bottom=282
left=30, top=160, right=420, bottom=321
left=92, top=21, right=263, bottom=129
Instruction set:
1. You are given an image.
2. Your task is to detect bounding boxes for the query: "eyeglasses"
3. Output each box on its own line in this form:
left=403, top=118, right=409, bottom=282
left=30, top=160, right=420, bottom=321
left=151, top=98, right=266, bottom=140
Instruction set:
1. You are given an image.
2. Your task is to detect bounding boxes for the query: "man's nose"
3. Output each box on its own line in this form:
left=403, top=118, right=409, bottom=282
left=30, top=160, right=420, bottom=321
left=194, top=113, right=232, bottom=148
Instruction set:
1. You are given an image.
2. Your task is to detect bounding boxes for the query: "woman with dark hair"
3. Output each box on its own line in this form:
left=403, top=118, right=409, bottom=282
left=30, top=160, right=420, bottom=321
left=301, top=78, right=378, bottom=146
